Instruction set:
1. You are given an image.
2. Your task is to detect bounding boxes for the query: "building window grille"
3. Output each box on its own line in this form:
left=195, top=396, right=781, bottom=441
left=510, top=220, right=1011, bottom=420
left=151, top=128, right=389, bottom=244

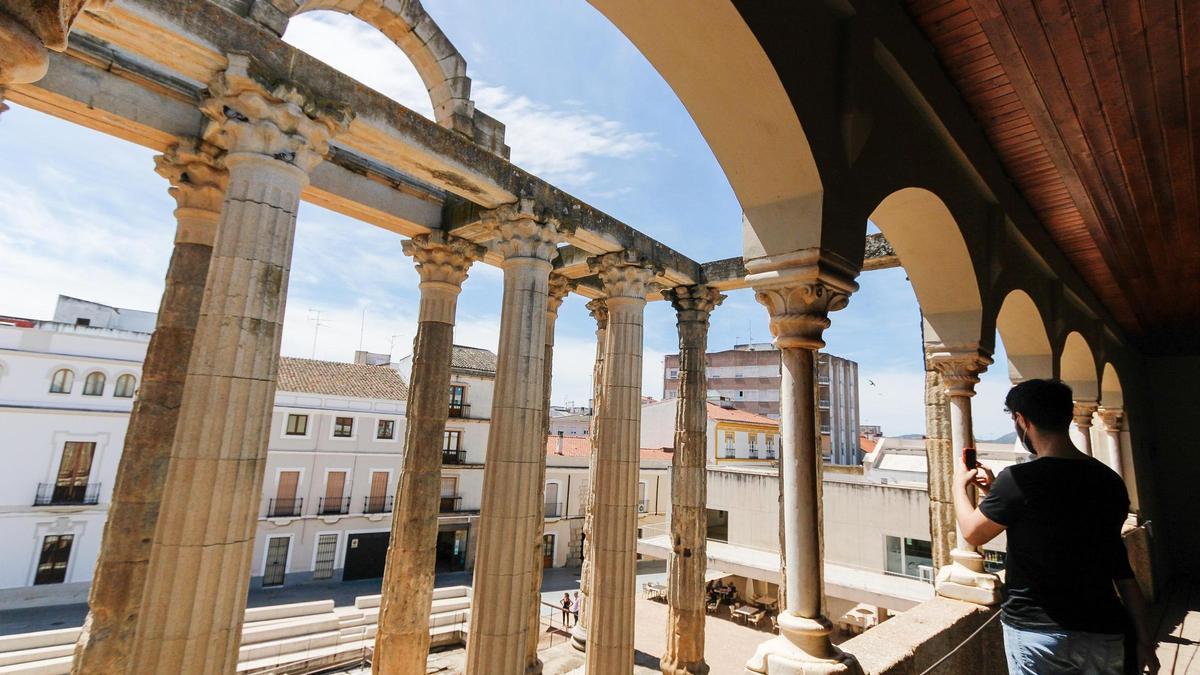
left=113, top=374, right=136, bottom=398
left=82, top=372, right=106, bottom=396
left=333, top=416, right=354, bottom=438
left=748, top=434, right=758, bottom=458
left=765, top=435, right=776, bottom=459
left=285, top=414, right=308, bottom=436
left=312, top=534, right=337, bottom=580
left=49, top=369, right=74, bottom=394
left=723, top=431, right=735, bottom=458
left=377, top=419, right=395, bottom=439
left=262, top=537, right=289, bottom=587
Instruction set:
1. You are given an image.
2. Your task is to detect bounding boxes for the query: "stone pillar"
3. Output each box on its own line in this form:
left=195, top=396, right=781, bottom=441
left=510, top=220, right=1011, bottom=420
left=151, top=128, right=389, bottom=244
left=1097, top=407, right=1125, bottom=479
left=571, top=298, right=609, bottom=652
left=584, top=250, right=656, bottom=674
left=661, top=285, right=724, bottom=675
left=373, top=233, right=483, bottom=674
left=465, top=202, right=560, bottom=673
left=745, top=262, right=860, bottom=675
left=70, top=141, right=227, bottom=675
left=923, top=365, right=956, bottom=572
left=127, top=55, right=349, bottom=673
left=523, top=272, right=571, bottom=674
left=1072, top=401, right=1098, bottom=456
left=928, top=350, right=1002, bottom=606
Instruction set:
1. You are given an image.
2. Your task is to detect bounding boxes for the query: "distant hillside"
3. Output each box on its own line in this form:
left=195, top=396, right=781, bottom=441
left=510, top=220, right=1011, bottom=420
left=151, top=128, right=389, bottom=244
left=988, top=432, right=1018, bottom=444
left=897, top=434, right=926, bottom=440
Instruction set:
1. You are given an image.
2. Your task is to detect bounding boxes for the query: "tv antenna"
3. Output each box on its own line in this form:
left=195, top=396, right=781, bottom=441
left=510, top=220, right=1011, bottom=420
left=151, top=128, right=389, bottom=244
left=308, top=309, right=330, bottom=358
left=388, top=333, right=405, bottom=360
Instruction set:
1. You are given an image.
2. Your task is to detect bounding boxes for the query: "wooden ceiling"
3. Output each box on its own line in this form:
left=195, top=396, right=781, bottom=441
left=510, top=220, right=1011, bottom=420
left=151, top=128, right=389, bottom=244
left=905, top=0, right=1200, bottom=355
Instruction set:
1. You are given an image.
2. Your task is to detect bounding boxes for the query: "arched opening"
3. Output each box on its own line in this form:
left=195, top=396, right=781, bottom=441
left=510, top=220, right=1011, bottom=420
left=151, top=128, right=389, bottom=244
left=1099, top=363, right=1136, bottom=507
left=995, top=290, right=1053, bottom=383
left=1060, top=332, right=1099, bottom=401
left=1101, top=362, right=1124, bottom=409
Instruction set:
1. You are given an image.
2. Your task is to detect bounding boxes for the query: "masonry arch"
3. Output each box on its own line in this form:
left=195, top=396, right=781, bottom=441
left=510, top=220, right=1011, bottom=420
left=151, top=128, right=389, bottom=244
left=995, top=289, right=1053, bottom=383
left=1059, top=332, right=1099, bottom=401
left=1101, top=362, right=1124, bottom=409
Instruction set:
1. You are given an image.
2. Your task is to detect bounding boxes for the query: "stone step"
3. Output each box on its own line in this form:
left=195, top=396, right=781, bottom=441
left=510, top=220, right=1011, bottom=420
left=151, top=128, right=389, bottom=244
left=0, top=644, right=74, bottom=668
left=0, top=655, right=71, bottom=675
left=235, top=637, right=371, bottom=673
left=353, top=584, right=468, bottom=610
left=237, top=629, right=341, bottom=663
left=0, top=630, right=77, bottom=654
left=243, top=600, right=334, bottom=624
left=240, top=614, right=341, bottom=646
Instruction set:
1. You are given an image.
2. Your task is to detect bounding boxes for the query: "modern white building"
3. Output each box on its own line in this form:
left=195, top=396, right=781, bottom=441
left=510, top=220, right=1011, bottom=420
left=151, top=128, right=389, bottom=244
left=0, top=298, right=150, bottom=608
left=861, top=437, right=1029, bottom=486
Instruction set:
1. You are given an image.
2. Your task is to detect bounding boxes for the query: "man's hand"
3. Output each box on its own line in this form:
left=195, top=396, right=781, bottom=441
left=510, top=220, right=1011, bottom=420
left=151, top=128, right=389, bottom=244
left=1137, top=639, right=1160, bottom=674
left=974, top=465, right=996, bottom=495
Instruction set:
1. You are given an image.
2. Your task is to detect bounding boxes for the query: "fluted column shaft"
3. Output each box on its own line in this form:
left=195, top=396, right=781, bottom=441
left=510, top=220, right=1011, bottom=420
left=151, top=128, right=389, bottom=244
left=128, top=56, right=349, bottom=674
left=374, top=234, right=483, bottom=674
left=924, top=367, right=956, bottom=571
left=584, top=252, right=655, bottom=674
left=1072, top=401, right=1098, bottom=456
left=572, top=299, right=609, bottom=652
left=661, top=286, right=723, bottom=675
left=524, top=274, right=571, bottom=674
left=466, top=207, right=559, bottom=673
left=71, top=142, right=227, bottom=675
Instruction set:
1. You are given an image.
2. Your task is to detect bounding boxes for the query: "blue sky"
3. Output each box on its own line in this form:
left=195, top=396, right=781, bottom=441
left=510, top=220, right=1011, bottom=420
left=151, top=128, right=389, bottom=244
left=0, top=1, right=1017, bottom=438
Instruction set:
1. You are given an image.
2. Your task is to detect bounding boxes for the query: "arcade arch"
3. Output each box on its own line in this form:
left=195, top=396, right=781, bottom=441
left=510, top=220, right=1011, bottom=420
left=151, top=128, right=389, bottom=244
left=995, top=289, right=1053, bottom=383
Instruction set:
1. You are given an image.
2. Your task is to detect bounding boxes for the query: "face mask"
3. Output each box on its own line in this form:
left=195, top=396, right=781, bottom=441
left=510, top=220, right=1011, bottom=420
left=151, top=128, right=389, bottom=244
left=1017, top=419, right=1036, bottom=455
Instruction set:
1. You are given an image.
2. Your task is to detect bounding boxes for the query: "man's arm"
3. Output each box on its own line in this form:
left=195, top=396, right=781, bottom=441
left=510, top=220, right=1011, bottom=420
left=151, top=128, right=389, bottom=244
left=955, top=467, right=1005, bottom=547
left=1116, top=577, right=1159, bottom=674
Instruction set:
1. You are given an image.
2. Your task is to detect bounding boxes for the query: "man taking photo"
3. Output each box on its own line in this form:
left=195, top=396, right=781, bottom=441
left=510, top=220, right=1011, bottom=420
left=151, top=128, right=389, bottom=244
left=953, top=378, right=1158, bottom=674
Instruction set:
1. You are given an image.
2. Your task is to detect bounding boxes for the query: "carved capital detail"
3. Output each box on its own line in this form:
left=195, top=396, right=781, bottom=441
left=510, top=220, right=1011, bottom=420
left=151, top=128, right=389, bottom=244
left=402, top=231, right=486, bottom=288
left=480, top=198, right=561, bottom=262
left=200, top=54, right=353, bottom=172
left=753, top=282, right=851, bottom=350
left=1072, top=401, right=1099, bottom=428
left=589, top=250, right=658, bottom=299
left=586, top=298, right=609, bottom=331
left=1097, top=407, right=1124, bottom=431
left=663, top=284, right=725, bottom=325
left=546, top=273, right=572, bottom=316
left=927, top=348, right=993, bottom=397
left=154, top=140, right=228, bottom=215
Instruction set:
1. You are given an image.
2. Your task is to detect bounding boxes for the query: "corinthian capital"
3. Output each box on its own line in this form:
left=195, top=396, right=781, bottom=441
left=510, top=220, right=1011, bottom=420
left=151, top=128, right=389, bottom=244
left=746, top=248, right=857, bottom=350
left=586, top=298, right=609, bottom=331
left=1096, top=407, right=1124, bottom=431
left=663, top=285, right=725, bottom=325
left=480, top=199, right=561, bottom=262
left=1072, top=401, right=1098, bottom=428
left=402, top=231, right=486, bottom=288
left=547, top=273, right=572, bottom=316
left=154, top=140, right=228, bottom=214
left=200, top=53, right=353, bottom=172
left=589, top=250, right=658, bottom=300
left=927, top=348, right=993, bottom=397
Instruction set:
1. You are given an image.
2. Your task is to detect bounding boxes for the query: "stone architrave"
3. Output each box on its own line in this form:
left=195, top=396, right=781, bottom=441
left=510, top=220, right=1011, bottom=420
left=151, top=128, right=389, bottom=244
left=928, top=349, right=1002, bottom=606
left=373, top=232, right=484, bottom=674
left=660, top=285, right=724, bottom=675
left=1073, top=401, right=1099, bottom=456
left=127, top=54, right=350, bottom=673
left=571, top=297, right=609, bottom=652
left=744, top=254, right=861, bottom=675
left=1097, top=407, right=1125, bottom=479
left=465, top=202, right=561, bottom=673
left=0, top=0, right=90, bottom=85
left=923, top=366, right=956, bottom=571
left=70, top=141, right=227, bottom=675
left=584, top=250, right=656, bottom=674
left=523, top=272, right=571, bottom=675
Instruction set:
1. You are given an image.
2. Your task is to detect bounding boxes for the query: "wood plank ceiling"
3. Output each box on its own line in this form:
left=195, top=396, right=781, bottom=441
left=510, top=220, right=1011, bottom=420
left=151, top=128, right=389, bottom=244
left=905, top=0, right=1200, bottom=355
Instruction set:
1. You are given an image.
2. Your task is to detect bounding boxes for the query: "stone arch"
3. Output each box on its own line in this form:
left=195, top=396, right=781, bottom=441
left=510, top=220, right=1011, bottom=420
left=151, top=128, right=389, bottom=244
left=995, top=289, right=1053, bottom=383
left=868, top=188, right=982, bottom=349
left=1059, top=332, right=1099, bottom=401
left=587, top=1, right=824, bottom=261
left=284, top=0, right=474, bottom=135
left=1101, top=362, right=1124, bottom=409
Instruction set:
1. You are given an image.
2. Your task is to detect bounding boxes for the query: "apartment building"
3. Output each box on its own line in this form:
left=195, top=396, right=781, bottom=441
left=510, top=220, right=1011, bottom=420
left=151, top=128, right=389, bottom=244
left=640, top=398, right=781, bottom=465
left=662, top=343, right=863, bottom=465
left=0, top=298, right=149, bottom=608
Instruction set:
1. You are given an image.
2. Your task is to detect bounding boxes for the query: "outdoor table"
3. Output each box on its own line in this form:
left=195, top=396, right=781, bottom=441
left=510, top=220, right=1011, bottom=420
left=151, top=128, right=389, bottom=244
left=733, top=605, right=758, bottom=623
left=645, top=582, right=667, bottom=600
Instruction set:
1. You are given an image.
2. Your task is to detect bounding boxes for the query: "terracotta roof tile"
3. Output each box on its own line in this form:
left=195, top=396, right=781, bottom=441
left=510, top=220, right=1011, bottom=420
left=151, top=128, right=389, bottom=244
left=277, top=357, right=409, bottom=401
left=544, top=435, right=673, bottom=461
left=705, top=402, right=779, bottom=427
left=451, top=345, right=497, bottom=376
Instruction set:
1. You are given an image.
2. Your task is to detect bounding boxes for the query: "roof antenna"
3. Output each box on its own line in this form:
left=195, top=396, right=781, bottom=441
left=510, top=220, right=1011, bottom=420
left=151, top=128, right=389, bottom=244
left=308, top=308, right=329, bottom=358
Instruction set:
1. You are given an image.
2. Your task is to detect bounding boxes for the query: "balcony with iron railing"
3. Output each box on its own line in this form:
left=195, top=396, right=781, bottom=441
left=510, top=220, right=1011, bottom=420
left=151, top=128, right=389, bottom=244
left=317, top=496, right=350, bottom=516
left=544, top=501, right=564, bottom=518
left=267, top=497, right=303, bottom=518
left=363, top=495, right=394, bottom=514
left=442, top=448, right=467, bottom=465
left=33, top=482, right=100, bottom=506
left=748, top=447, right=758, bottom=459
left=439, top=494, right=463, bottom=514
left=447, top=403, right=471, bottom=419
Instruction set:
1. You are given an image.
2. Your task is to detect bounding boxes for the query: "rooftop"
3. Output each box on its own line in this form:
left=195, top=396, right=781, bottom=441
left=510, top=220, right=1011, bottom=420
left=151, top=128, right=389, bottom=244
left=450, top=345, right=497, bottom=377
left=277, top=357, right=409, bottom=401
left=705, top=402, right=779, bottom=427
left=545, top=435, right=672, bottom=462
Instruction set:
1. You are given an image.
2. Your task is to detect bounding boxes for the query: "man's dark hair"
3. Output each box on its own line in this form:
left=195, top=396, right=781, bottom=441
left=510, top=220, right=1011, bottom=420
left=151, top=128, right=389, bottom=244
left=1005, top=379, right=1074, bottom=432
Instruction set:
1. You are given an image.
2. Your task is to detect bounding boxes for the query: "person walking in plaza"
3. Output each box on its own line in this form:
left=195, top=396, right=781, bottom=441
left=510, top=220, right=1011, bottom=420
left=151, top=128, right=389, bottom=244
left=570, top=591, right=581, bottom=627
left=560, top=592, right=573, bottom=627
left=952, top=379, right=1158, bottom=674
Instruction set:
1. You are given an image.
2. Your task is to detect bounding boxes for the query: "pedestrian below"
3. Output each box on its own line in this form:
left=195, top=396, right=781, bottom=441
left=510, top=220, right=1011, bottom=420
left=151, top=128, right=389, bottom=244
left=560, top=592, right=572, bottom=627
left=571, top=591, right=581, bottom=626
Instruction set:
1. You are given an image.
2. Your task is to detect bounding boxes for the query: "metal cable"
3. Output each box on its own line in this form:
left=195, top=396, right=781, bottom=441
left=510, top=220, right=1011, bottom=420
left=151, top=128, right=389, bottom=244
left=917, top=609, right=1003, bottom=675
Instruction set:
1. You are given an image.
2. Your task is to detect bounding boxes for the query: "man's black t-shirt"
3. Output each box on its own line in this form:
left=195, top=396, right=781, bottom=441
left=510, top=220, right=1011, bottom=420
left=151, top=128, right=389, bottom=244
left=979, top=455, right=1133, bottom=634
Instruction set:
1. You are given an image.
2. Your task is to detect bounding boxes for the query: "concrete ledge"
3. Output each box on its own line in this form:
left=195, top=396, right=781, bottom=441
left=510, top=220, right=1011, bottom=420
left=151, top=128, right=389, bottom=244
left=839, top=597, right=1004, bottom=675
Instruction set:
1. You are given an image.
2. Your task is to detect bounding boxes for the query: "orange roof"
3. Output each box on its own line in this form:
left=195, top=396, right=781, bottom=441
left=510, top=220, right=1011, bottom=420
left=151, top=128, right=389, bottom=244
left=859, top=435, right=877, bottom=454
left=705, top=402, right=779, bottom=427
left=545, top=435, right=673, bottom=461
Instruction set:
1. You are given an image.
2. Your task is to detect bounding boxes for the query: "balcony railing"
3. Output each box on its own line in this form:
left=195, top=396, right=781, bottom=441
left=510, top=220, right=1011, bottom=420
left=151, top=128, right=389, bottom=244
left=442, top=448, right=467, bottom=465
left=448, top=403, right=471, bottom=419
left=819, top=399, right=831, bottom=409
left=33, top=482, right=100, bottom=506
left=267, top=497, right=303, bottom=518
left=317, top=496, right=350, bottom=516
left=439, top=494, right=463, bottom=513
left=544, top=501, right=563, bottom=518
left=765, top=450, right=777, bottom=460
left=638, top=499, right=650, bottom=514
left=363, top=495, right=394, bottom=514
left=748, top=448, right=758, bottom=459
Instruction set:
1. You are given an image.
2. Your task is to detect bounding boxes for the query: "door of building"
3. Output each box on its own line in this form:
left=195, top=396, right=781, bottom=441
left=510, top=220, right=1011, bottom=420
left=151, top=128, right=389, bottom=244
left=262, top=536, right=289, bottom=587
left=33, top=534, right=73, bottom=585
left=312, top=533, right=338, bottom=580
left=322, top=471, right=346, bottom=514
left=54, top=442, right=94, bottom=503
left=273, top=470, right=300, bottom=517
left=343, top=532, right=390, bottom=580
left=542, top=534, right=555, bottom=568
left=435, top=528, right=467, bottom=571
left=367, top=471, right=390, bottom=512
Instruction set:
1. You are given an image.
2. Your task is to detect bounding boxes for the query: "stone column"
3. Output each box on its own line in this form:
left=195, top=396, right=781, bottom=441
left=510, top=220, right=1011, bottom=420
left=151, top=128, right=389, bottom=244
left=1097, top=407, right=1125, bottom=479
left=465, top=203, right=560, bottom=673
left=571, top=298, right=609, bottom=652
left=924, top=365, right=956, bottom=571
left=745, top=262, right=860, bottom=675
left=70, top=141, right=227, bottom=675
left=1072, top=401, right=1098, bottom=457
left=523, top=272, right=571, bottom=674
left=584, top=251, right=656, bottom=674
left=0, top=1, right=90, bottom=86
left=928, top=350, right=1002, bottom=606
left=661, top=285, right=723, bottom=675
left=373, top=233, right=484, bottom=674
left=128, top=55, right=350, bottom=673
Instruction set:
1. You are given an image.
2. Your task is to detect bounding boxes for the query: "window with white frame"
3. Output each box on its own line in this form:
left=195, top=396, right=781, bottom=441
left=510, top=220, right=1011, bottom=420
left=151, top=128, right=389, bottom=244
left=765, top=435, right=776, bottom=458
left=748, top=433, right=758, bottom=458
left=113, top=373, right=136, bottom=398
left=82, top=372, right=106, bottom=396
left=333, top=416, right=354, bottom=438
left=49, top=369, right=74, bottom=394
left=285, top=414, right=308, bottom=436
left=723, top=431, right=735, bottom=458
left=377, top=419, right=395, bottom=440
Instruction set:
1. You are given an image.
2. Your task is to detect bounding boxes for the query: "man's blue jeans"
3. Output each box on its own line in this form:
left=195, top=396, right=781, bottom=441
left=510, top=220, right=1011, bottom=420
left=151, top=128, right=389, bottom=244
left=1002, top=622, right=1125, bottom=674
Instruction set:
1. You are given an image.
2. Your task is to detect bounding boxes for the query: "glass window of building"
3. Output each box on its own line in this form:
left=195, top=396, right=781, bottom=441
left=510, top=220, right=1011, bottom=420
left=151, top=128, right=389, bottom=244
left=285, top=414, right=308, bottom=436
left=333, top=416, right=354, bottom=437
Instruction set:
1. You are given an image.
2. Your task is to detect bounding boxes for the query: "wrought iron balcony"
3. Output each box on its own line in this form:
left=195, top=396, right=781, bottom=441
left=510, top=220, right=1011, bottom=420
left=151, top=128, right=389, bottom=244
left=448, top=403, right=471, bottom=419
left=267, top=497, right=303, bottom=518
left=439, top=494, right=463, bottom=513
left=442, top=448, right=467, bottom=465
left=33, top=482, right=100, bottom=506
left=544, top=501, right=564, bottom=518
left=363, top=495, right=393, bottom=514
left=748, top=448, right=759, bottom=459
left=317, top=496, right=350, bottom=516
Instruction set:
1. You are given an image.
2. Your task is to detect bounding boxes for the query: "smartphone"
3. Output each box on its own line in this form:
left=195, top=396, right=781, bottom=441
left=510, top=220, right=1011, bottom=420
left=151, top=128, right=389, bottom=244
left=962, top=447, right=977, bottom=470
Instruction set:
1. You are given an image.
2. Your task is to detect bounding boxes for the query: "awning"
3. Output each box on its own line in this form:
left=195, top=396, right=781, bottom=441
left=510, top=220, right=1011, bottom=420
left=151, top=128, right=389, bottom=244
left=704, top=569, right=730, bottom=582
